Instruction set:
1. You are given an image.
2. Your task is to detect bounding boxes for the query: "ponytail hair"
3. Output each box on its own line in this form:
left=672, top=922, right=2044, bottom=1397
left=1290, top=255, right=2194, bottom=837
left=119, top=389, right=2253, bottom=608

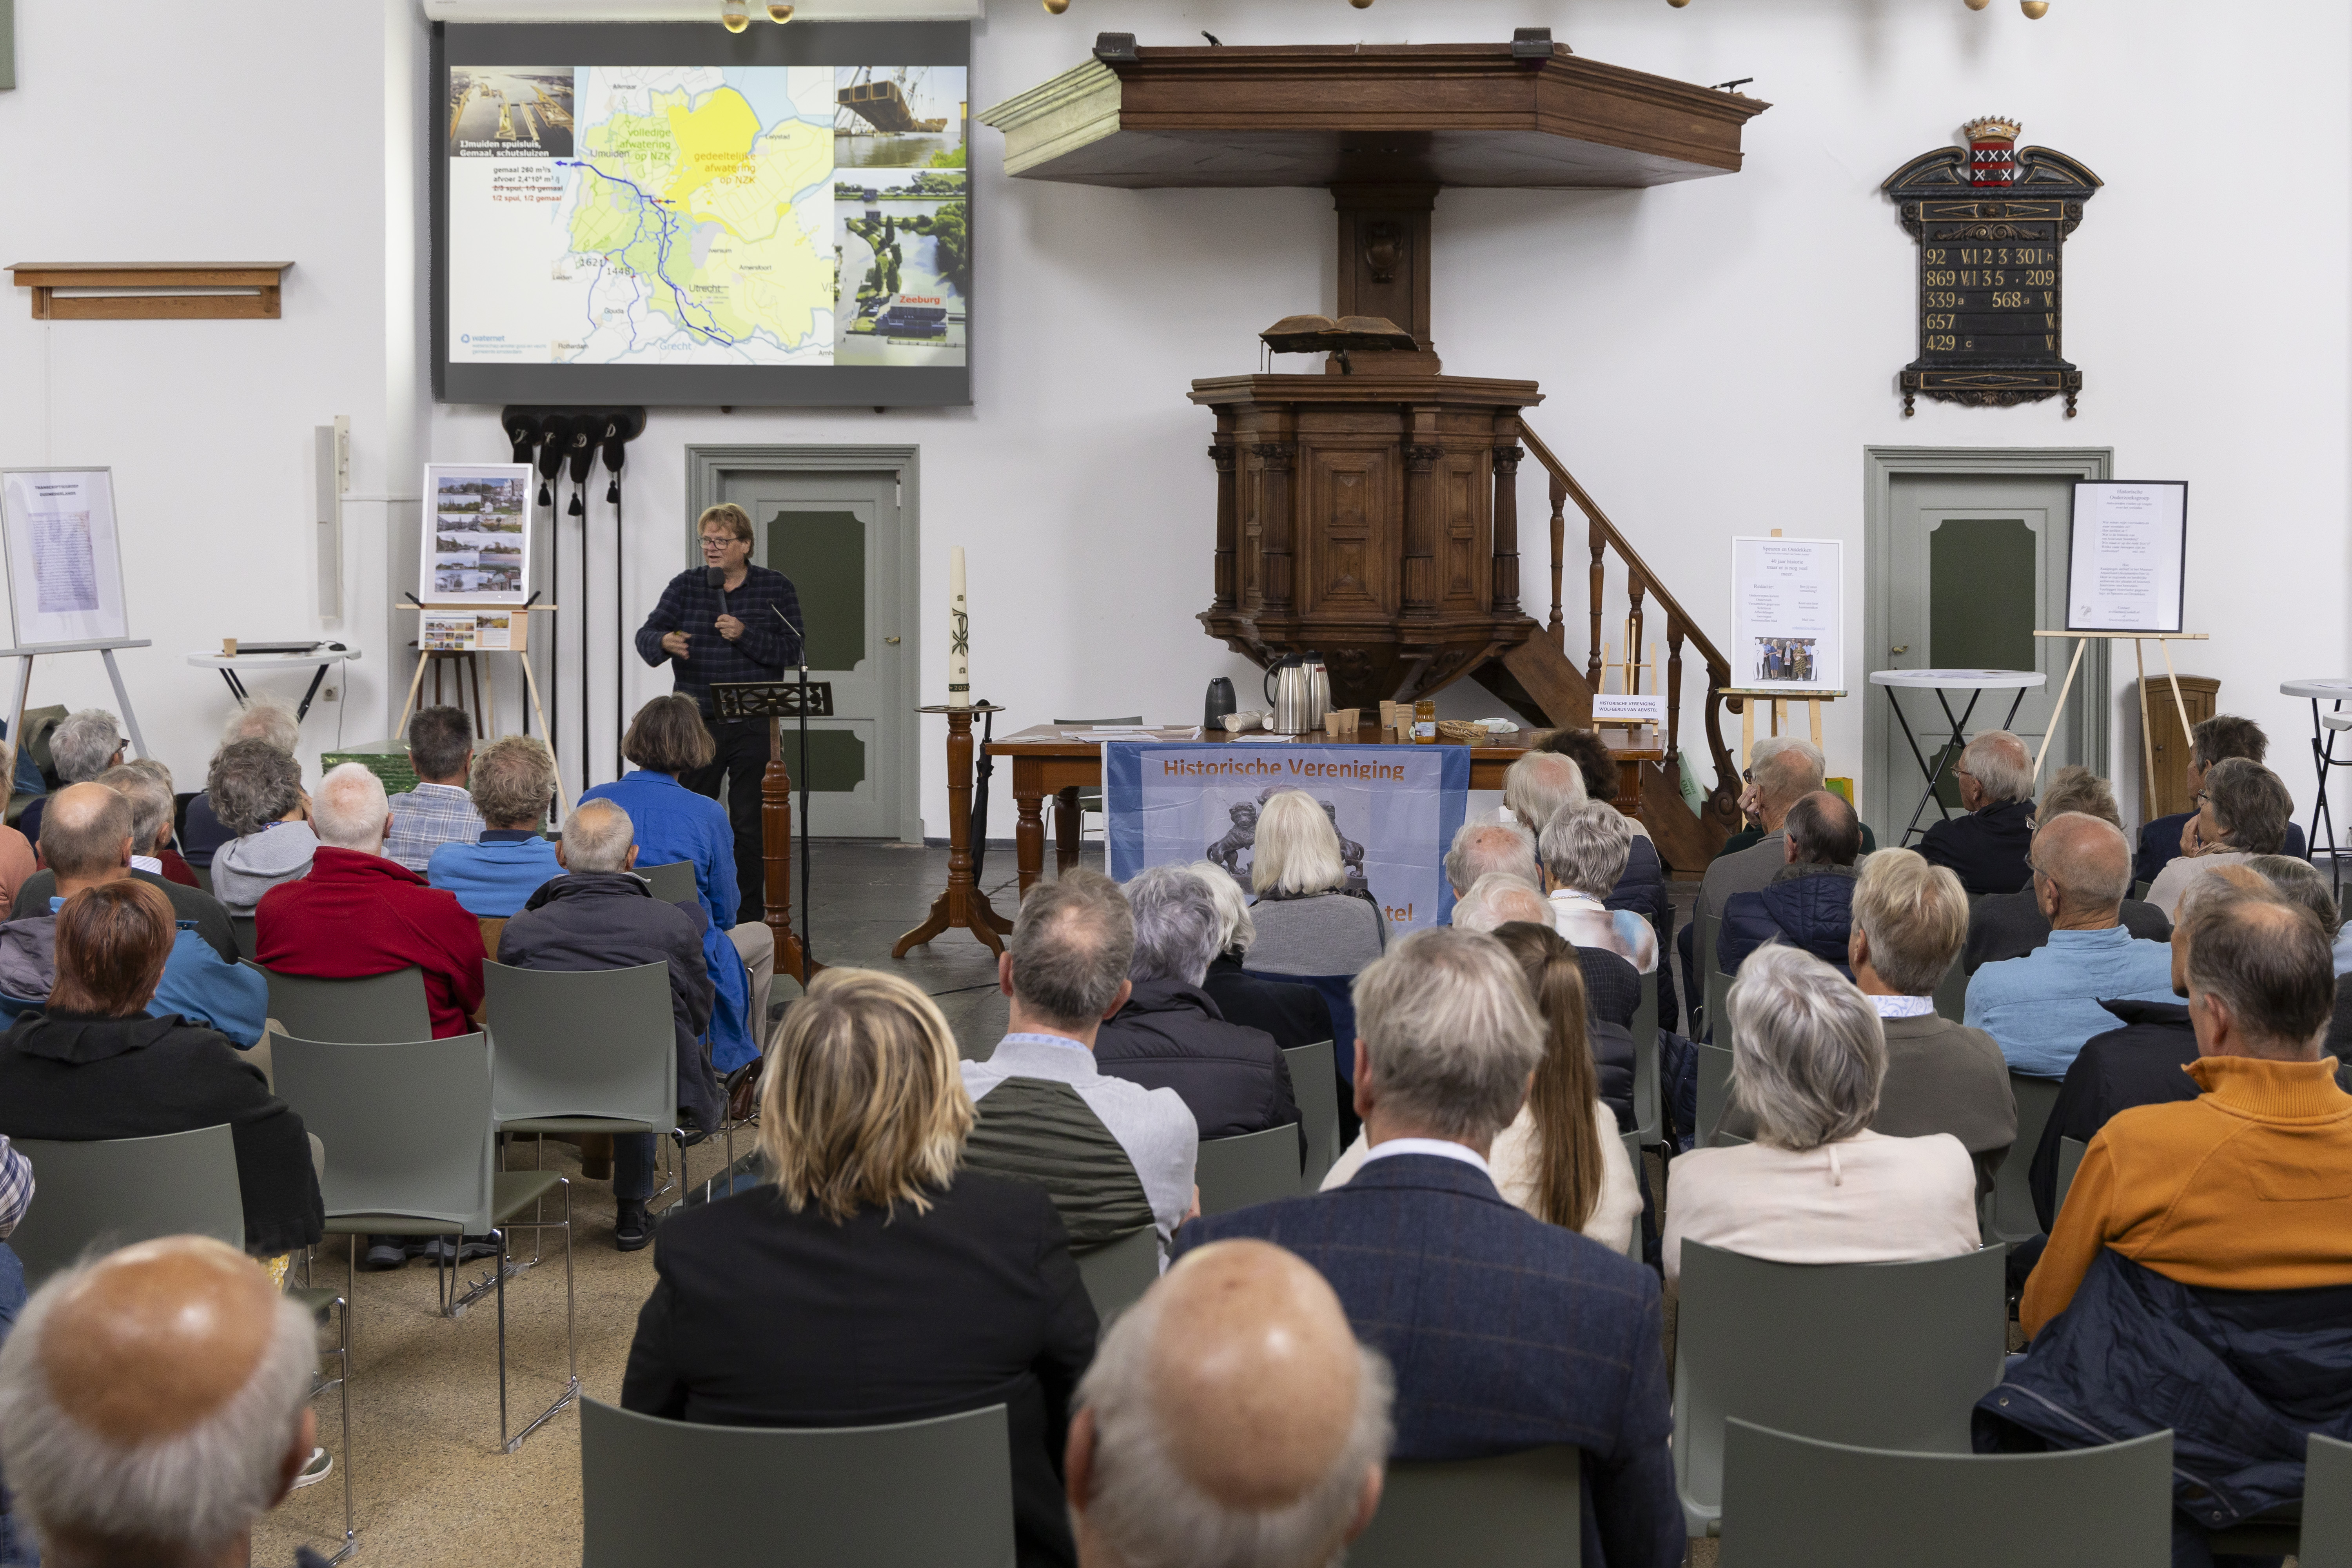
left=1488, top=920, right=1606, bottom=1233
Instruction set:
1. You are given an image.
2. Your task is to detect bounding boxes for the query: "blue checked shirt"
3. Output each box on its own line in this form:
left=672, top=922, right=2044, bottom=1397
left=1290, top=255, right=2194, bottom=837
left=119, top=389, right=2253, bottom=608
left=633, top=565, right=804, bottom=717
left=0, top=1136, right=32, bottom=1238
left=385, top=782, right=487, bottom=874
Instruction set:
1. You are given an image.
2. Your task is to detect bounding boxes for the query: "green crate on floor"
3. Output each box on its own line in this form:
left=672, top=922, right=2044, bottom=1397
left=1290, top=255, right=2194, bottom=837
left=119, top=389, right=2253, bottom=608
left=322, top=740, right=417, bottom=798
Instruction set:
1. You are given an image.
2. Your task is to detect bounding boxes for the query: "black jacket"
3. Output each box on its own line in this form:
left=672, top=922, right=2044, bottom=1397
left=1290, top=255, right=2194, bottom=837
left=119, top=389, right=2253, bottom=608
left=1094, top=977, right=1301, bottom=1144
left=1918, top=797, right=2036, bottom=896
left=0, top=1009, right=322, bottom=1253
left=497, top=871, right=726, bottom=1135
left=1717, top=862, right=1858, bottom=977
left=13, top=867, right=239, bottom=964
left=623, top=1171, right=1096, bottom=1568
left=1607, top=835, right=1679, bottom=1039
left=1201, top=953, right=1332, bottom=1050
left=1964, top=889, right=2172, bottom=976
left=1575, top=946, right=1641, bottom=1131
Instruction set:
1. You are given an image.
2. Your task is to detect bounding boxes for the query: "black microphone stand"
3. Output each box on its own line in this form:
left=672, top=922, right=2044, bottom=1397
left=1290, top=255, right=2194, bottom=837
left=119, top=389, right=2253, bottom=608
left=773, top=606, right=812, bottom=972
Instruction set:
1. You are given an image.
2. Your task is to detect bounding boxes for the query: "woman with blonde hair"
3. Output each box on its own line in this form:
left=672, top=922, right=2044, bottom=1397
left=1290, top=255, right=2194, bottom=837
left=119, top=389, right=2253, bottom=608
left=623, top=965, right=1095, bottom=1568
left=1242, top=790, right=1388, bottom=1066
left=1318, top=921, right=1640, bottom=1254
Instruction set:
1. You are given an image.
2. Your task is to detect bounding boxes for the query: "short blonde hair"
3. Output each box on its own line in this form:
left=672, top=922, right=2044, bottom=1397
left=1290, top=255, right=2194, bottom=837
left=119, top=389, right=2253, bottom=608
left=1251, top=791, right=1347, bottom=897
left=697, top=503, right=753, bottom=544
left=468, top=734, right=557, bottom=829
left=1851, top=848, right=1969, bottom=995
left=759, top=967, right=973, bottom=1222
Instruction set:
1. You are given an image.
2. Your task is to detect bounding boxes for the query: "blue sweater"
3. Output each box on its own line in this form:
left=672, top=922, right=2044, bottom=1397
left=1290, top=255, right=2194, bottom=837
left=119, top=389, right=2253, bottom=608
left=1964, top=924, right=2177, bottom=1078
left=428, top=831, right=564, bottom=917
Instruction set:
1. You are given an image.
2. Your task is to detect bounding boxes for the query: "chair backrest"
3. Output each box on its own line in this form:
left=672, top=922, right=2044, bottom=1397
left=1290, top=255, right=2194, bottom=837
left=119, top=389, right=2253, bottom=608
left=230, top=915, right=258, bottom=961
left=1695, top=1039, right=1736, bottom=1147
left=272, top=1032, right=497, bottom=1233
left=1717, top=1419, right=2172, bottom=1568
left=1931, top=955, right=1967, bottom=1023
left=2301, top=1431, right=2352, bottom=1568
left=2055, top=1135, right=2088, bottom=1217
left=254, top=963, right=433, bottom=1044
left=1630, top=969, right=1660, bottom=1143
left=485, top=961, right=677, bottom=1130
left=635, top=861, right=700, bottom=907
left=1702, top=954, right=1730, bottom=1046
left=1196, top=1124, right=1302, bottom=1216
left=1349, top=1445, right=1582, bottom=1568
left=1673, top=1240, right=2007, bottom=1535
left=8, top=1125, right=243, bottom=1283
left=581, top=1397, right=1016, bottom=1568
left=1281, top=1039, right=1341, bottom=1184
left=1985, top=1072, right=2065, bottom=1245
left=1074, top=1227, right=1159, bottom=1327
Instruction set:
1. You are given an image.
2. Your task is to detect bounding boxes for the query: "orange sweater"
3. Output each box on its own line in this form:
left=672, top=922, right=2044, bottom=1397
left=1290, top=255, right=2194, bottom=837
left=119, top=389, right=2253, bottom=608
left=2022, top=1054, right=2352, bottom=1338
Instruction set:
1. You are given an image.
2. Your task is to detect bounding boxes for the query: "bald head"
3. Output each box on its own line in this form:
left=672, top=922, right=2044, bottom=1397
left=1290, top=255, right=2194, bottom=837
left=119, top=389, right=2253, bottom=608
left=1071, top=1240, right=1392, bottom=1568
left=40, top=781, right=133, bottom=884
left=2030, top=811, right=2132, bottom=924
left=0, top=1237, right=318, bottom=1562
left=1784, top=790, right=1860, bottom=867
left=1445, top=818, right=1538, bottom=897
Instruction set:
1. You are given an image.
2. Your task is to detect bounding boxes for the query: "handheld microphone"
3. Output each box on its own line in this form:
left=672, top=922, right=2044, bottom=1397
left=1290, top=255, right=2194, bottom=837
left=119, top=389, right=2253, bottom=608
left=706, top=563, right=730, bottom=614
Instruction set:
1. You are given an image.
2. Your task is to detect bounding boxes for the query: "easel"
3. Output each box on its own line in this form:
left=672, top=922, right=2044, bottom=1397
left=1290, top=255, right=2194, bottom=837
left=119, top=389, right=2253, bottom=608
left=1, top=637, right=152, bottom=759
left=2031, top=628, right=2209, bottom=786
left=395, top=605, right=561, bottom=800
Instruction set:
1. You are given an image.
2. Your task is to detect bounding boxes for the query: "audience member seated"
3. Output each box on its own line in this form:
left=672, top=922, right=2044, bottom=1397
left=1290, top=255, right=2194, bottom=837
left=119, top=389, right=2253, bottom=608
left=1664, top=945, right=1978, bottom=1277
left=1094, top=866, right=1301, bottom=1147
left=12, top=766, right=240, bottom=962
left=1322, top=921, right=1641, bottom=1252
left=1242, top=791, right=1388, bottom=1054
left=1455, top=878, right=1639, bottom=1128
left=0, top=883, right=321, bottom=1254
left=427, top=735, right=563, bottom=916
left=2144, top=755, right=2297, bottom=920
left=121, top=757, right=200, bottom=887
left=0, top=785, right=265, bottom=1045
left=1498, top=749, right=1585, bottom=831
left=962, top=869, right=1199, bottom=1259
left=1538, top=726, right=1683, bottom=1024
left=255, top=763, right=484, bottom=1040
left=0, top=744, right=31, bottom=914
left=499, top=798, right=724, bottom=1252
left=626, top=966, right=1094, bottom=1568
left=384, top=704, right=483, bottom=874
left=12, top=710, right=123, bottom=851
left=1690, top=738, right=1826, bottom=1013
left=1444, top=817, right=1539, bottom=897
left=582, top=697, right=771, bottom=1076
left=1965, top=812, right=2175, bottom=1079
left=207, top=740, right=317, bottom=918
left=2134, top=713, right=2306, bottom=887
left=180, top=697, right=300, bottom=873
left=1717, top=789, right=1862, bottom=976
left=1719, top=850, right=2015, bottom=1197
left=1066, top=1239, right=1390, bottom=1568
left=1450, top=871, right=1552, bottom=933
left=1990, top=894, right=2352, bottom=1559
left=1962, top=765, right=2171, bottom=975
left=0, top=1238, right=326, bottom=1568
left=2243, top=854, right=2352, bottom=1052
left=1175, top=926, right=1682, bottom=1568
left=1917, top=729, right=2037, bottom=895
left=1540, top=800, right=1657, bottom=971
left=1183, top=861, right=1334, bottom=1053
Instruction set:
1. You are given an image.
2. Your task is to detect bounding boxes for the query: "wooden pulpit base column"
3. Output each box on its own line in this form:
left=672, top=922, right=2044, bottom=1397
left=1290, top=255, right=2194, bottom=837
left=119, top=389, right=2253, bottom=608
left=895, top=704, right=1014, bottom=958
left=762, top=716, right=817, bottom=986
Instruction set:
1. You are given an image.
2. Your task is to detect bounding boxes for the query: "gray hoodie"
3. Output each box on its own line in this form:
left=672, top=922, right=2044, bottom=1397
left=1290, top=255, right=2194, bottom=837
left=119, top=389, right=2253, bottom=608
left=211, top=822, right=321, bottom=917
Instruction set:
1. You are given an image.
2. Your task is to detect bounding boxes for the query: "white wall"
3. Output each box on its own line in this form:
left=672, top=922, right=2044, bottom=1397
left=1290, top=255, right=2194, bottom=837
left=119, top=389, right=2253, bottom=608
left=5, top=0, right=2345, bottom=846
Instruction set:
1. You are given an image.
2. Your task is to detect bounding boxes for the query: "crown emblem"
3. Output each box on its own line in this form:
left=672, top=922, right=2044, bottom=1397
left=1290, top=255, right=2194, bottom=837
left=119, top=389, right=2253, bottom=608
left=1964, top=116, right=2022, bottom=143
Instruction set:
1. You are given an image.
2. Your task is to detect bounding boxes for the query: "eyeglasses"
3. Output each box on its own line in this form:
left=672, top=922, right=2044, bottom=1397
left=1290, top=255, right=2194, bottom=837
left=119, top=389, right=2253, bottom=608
left=2193, top=789, right=2212, bottom=804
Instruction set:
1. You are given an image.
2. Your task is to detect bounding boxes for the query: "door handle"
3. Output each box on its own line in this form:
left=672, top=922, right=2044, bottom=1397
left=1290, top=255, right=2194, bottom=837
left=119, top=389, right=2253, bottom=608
left=884, top=636, right=901, bottom=645
left=1891, top=645, right=1909, bottom=655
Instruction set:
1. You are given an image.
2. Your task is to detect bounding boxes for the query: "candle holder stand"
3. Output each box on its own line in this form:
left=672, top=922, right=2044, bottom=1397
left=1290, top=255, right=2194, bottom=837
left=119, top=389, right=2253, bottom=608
left=895, top=704, right=1014, bottom=957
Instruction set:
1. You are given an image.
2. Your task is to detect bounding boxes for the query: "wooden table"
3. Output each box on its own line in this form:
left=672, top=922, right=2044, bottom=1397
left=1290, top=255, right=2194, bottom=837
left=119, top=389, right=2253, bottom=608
left=985, top=723, right=1665, bottom=896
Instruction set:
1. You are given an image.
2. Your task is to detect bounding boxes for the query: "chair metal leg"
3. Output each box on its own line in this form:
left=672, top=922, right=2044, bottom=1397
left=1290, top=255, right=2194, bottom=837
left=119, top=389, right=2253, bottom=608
left=494, top=1223, right=509, bottom=1448
left=497, top=1179, right=578, bottom=1453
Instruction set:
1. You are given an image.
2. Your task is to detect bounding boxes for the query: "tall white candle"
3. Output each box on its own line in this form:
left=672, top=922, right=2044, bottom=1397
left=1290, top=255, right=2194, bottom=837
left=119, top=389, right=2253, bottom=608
left=948, top=545, right=970, bottom=707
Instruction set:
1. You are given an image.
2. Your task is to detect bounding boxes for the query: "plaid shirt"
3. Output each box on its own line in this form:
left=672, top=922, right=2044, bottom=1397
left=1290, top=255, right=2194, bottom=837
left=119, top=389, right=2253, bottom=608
left=385, top=782, right=487, bottom=873
left=634, top=564, right=804, bottom=717
left=0, top=1136, right=32, bottom=1238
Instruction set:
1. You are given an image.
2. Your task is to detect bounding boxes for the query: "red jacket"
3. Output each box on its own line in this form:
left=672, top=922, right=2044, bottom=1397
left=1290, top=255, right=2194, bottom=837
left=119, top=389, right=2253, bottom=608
left=255, top=846, right=485, bottom=1038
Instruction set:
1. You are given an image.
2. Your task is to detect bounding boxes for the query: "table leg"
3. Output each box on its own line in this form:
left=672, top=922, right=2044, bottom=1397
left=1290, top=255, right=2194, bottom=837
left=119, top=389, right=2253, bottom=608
left=1886, top=693, right=1941, bottom=845
left=2308, top=700, right=2342, bottom=895
left=295, top=661, right=331, bottom=722
left=1016, top=790, right=1046, bottom=898
left=1054, top=786, right=1082, bottom=874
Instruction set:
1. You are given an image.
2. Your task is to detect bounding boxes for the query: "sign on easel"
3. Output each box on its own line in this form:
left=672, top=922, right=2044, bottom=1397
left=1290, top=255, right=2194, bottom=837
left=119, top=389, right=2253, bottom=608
left=2067, top=481, right=2187, bottom=634
left=0, top=468, right=131, bottom=649
left=1731, top=535, right=1844, bottom=693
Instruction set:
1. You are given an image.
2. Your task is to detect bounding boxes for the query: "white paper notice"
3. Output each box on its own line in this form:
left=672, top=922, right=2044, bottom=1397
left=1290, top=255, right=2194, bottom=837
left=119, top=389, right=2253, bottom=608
left=2067, top=482, right=2186, bottom=633
left=0, top=468, right=131, bottom=649
left=1730, top=536, right=1844, bottom=693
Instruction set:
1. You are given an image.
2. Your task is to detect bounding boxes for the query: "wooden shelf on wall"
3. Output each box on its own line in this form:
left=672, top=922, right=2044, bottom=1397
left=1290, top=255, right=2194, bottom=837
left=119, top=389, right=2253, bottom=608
left=7, top=262, right=294, bottom=320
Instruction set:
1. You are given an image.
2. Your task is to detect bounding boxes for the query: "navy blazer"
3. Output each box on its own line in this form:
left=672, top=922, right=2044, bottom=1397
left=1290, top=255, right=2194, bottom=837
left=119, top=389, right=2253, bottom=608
left=1172, top=1153, right=1682, bottom=1568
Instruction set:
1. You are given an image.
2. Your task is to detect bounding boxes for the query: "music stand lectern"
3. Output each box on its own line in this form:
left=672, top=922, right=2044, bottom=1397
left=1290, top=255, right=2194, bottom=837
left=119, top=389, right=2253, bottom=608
left=713, top=679, right=832, bottom=989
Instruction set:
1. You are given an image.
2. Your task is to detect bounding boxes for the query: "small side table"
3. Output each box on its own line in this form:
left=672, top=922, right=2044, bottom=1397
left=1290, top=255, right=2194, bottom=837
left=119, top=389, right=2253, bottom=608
left=895, top=705, right=1014, bottom=958
left=2287, top=677, right=2352, bottom=894
left=184, top=646, right=359, bottom=722
left=1869, top=668, right=2045, bottom=846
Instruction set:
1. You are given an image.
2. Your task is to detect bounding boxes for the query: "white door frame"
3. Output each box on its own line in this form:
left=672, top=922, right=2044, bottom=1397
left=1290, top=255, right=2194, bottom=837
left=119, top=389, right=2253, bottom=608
left=1862, top=446, right=2115, bottom=826
left=684, top=443, right=922, bottom=844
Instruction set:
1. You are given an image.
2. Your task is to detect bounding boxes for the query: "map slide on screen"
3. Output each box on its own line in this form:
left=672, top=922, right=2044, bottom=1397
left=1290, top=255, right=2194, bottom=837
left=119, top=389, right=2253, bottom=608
left=447, top=65, right=966, bottom=369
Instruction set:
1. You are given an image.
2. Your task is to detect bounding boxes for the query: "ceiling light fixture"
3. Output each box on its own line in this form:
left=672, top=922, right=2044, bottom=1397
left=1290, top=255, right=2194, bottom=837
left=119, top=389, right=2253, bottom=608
left=2021, top=0, right=2050, bottom=14
left=767, top=3, right=795, bottom=19
left=1043, top=0, right=1071, bottom=12
left=720, top=0, right=750, bottom=31
left=1964, top=0, right=1992, bottom=9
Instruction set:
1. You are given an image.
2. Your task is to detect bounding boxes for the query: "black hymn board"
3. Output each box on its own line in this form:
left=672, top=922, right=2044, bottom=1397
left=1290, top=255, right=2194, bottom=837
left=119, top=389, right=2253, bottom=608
left=1883, top=118, right=2101, bottom=416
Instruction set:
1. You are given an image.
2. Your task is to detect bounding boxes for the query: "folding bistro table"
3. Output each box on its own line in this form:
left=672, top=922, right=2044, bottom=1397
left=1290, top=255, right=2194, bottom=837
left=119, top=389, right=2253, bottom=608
left=1869, top=668, right=2045, bottom=846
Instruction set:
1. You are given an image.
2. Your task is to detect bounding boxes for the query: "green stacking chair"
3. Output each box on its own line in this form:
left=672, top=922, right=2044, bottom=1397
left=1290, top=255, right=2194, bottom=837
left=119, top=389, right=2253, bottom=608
left=1073, top=1227, right=1159, bottom=1327
left=1931, top=955, right=1968, bottom=1022
left=485, top=960, right=686, bottom=1207
left=1985, top=1072, right=2064, bottom=1246
left=1281, top=1039, right=1341, bottom=1186
left=253, top=965, right=432, bottom=1045
left=1053, top=715, right=1142, bottom=844
left=635, top=860, right=700, bottom=907
left=1351, top=1445, right=1582, bottom=1568
left=2259, top=1430, right=2352, bottom=1567
left=1631, top=969, right=1662, bottom=1150
left=1196, top=1124, right=1304, bottom=1216
left=1694, top=1039, right=1736, bottom=1148
left=2054, top=1134, right=2088, bottom=1216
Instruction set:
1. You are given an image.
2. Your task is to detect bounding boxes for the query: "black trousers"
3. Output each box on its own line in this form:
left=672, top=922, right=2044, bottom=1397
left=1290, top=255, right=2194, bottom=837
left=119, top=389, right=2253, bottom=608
left=682, top=716, right=768, bottom=925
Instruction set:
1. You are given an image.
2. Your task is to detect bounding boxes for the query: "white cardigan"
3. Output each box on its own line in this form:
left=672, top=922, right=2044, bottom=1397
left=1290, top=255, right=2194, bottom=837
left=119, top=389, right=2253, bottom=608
left=1320, top=1102, right=1642, bottom=1257
left=1659, top=1129, right=1980, bottom=1281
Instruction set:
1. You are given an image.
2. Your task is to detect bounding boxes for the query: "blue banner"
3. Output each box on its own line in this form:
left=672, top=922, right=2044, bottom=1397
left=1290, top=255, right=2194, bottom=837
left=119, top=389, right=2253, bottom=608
left=1104, top=742, right=1472, bottom=932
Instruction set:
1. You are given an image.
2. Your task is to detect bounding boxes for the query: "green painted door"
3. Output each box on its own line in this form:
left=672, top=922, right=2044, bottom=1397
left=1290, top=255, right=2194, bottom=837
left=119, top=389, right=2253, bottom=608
left=719, top=469, right=905, bottom=837
left=1880, top=474, right=2107, bottom=842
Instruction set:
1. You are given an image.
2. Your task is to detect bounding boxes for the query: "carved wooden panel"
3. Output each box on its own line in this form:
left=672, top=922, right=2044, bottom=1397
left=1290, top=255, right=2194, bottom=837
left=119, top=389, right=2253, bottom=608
left=1440, top=452, right=1487, bottom=608
left=1303, top=444, right=1394, bottom=611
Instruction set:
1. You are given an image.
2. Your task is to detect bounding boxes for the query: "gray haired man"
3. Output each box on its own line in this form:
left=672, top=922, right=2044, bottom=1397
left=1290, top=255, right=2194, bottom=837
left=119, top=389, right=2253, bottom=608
left=13, top=709, right=125, bottom=849
left=1919, top=728, right=2038, bottom=896
left=962, top=867, right=1201, bottom=1260
left=1094, top=866, right=1303, bottom=1151
left=1445, top=817, right=1539, bottom=898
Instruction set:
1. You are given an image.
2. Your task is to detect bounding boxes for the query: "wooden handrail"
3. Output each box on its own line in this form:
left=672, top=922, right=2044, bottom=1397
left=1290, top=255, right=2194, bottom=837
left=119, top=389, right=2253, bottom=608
left=1517, top=420, right=1741, bottom=831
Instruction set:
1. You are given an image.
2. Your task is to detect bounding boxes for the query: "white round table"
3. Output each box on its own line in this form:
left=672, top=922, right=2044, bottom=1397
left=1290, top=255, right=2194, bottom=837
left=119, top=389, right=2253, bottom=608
left=2283, top=678, right=2352, bottom=890
left=184, top=646, right=359, bottom=721
left=1868, top=668, right=2047, bottom=845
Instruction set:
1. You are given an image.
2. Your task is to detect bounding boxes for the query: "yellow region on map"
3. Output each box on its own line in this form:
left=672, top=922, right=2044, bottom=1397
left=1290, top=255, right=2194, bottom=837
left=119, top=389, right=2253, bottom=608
left=569, top=85, right=831, bottom=351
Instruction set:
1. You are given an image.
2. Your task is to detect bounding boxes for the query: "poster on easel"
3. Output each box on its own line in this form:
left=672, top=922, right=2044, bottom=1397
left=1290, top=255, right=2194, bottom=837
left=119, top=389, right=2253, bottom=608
left=2066, top=481, right=2187, bottom=634
left=1731, top=535, right=1844, bottom=694
left=0, top=468, right=131, bottom=649
left=421, top=463, right=531, bottom=605
left=421, top=610, right=519, bottom=652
